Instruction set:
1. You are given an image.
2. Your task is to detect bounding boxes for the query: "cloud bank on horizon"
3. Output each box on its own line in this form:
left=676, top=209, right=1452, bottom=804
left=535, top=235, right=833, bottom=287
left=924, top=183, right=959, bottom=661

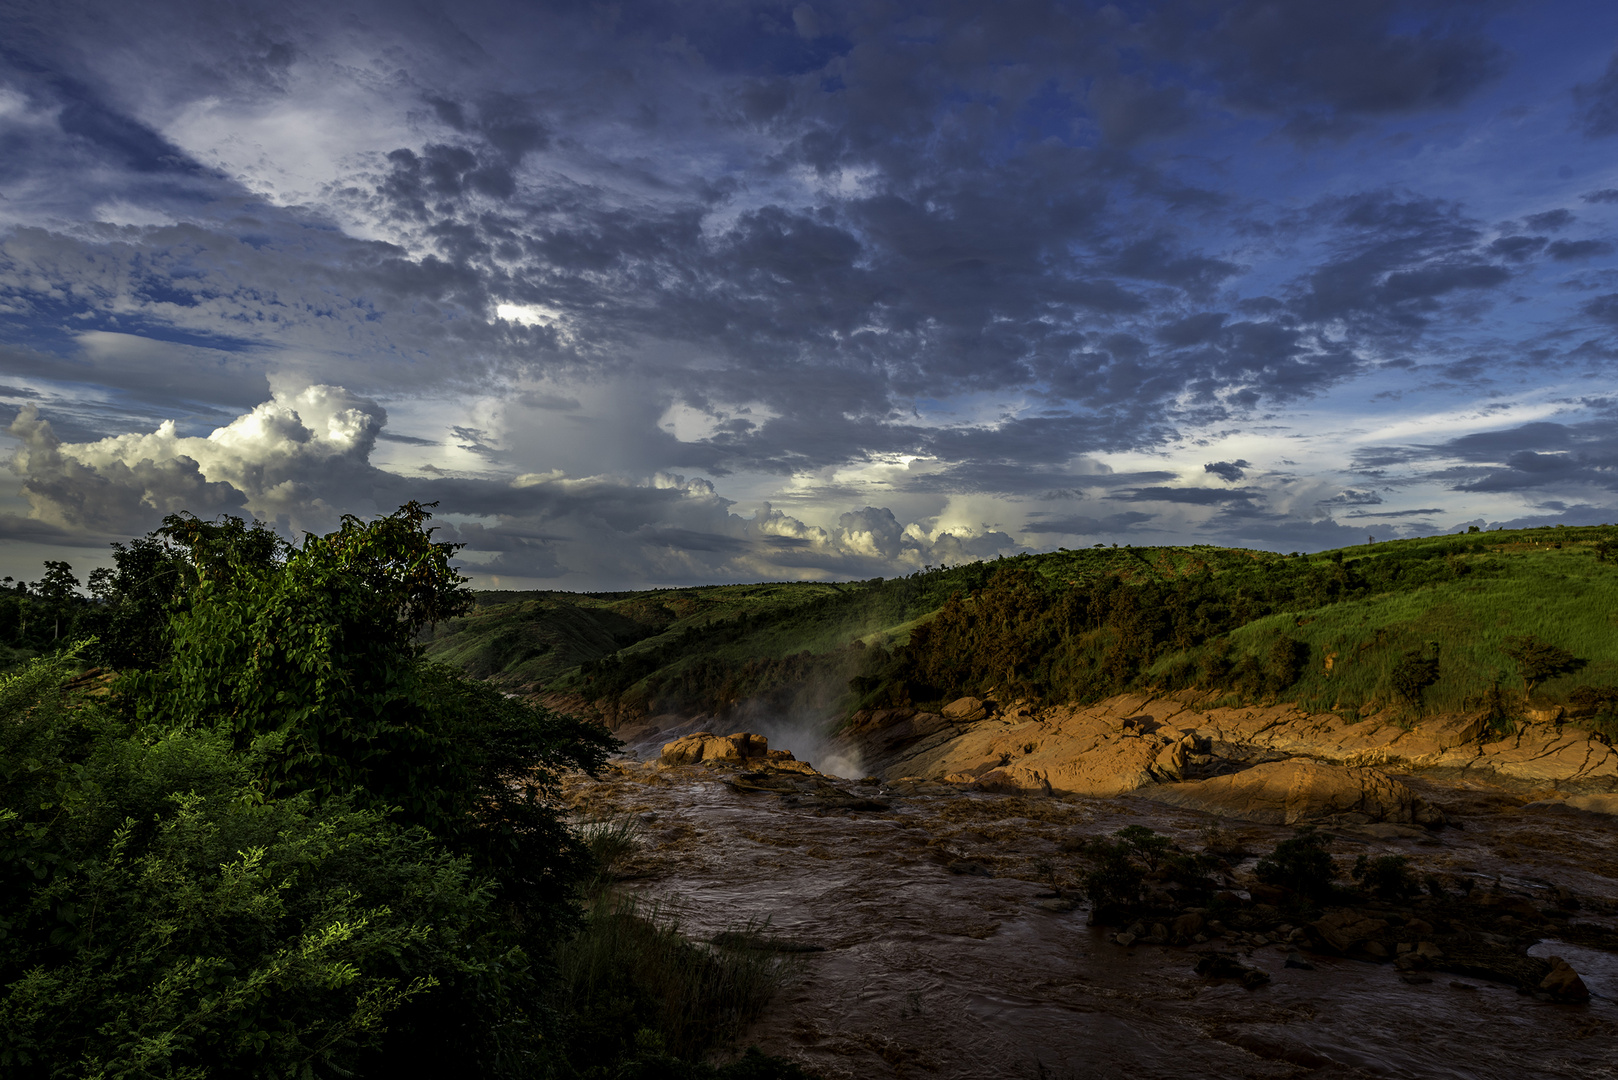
left=3, top=0, right=1618, bottom=588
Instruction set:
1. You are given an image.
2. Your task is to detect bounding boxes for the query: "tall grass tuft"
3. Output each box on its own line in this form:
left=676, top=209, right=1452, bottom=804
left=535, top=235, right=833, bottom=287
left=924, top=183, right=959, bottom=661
left=551, top=893, right=798, bottom=1068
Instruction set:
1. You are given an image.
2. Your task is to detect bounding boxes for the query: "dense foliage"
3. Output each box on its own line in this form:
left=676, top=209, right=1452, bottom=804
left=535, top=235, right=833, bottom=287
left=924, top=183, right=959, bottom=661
left=0, top=505, right=640, bottom=1079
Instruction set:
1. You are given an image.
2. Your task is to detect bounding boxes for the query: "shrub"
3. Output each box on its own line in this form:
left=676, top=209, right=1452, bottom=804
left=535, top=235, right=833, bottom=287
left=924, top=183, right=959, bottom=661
left=1390, top=647, right=1441, bottom=712
left=1080, top=838, right=1145, bottom=920
left=0, top=655, right=497, bottom=1080
left=1254, top=827, right=1337, bottom=900
left=1352, top=854, right=1418, bottom=901
left=1267, top=636, right=1310, bottom=693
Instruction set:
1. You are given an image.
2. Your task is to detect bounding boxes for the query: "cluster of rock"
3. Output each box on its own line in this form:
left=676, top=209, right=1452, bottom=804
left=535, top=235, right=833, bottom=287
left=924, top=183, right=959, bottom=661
left=840, top=691, right=1617, bottom=824
left=1102, top=884, right=1592, bottom=1002
left=659, top=731, right=809, bottom=771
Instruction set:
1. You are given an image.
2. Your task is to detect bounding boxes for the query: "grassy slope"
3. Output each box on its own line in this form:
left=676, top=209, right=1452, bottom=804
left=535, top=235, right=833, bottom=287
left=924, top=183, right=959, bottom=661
left=423, top=581, right=873, bottom=689
left=1217, top=535, right=1618, bottom=715
left=426, top=525, right=1618, bottom=720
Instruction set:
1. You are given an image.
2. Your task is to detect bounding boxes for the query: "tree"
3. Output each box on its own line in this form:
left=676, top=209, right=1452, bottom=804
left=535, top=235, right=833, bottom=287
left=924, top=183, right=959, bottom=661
left=0, top=653, right=497, bottom=1080
left=4, top=504, right=620, bottom=1077
left=33, top=561, right=79, bottom=641
left=1501, top=634, right=1583, bottom=695
left=79, top=533, right=196, bottom=669
left=1390, top=645, right=1441, bottom=711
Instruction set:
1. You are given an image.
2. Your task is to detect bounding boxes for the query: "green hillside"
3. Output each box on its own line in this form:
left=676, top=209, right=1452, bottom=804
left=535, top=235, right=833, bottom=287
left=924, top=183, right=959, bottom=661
left=425, top=524, right=1618, bottom=733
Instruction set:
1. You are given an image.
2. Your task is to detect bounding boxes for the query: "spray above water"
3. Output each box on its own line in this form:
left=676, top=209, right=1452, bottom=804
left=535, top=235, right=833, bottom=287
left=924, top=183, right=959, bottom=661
left=728, top=699, right=866, bottom=779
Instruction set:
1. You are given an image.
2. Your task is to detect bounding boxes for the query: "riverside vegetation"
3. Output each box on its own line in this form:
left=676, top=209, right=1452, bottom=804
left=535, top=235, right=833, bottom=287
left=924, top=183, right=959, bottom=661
left=0, top=505, right=807, bottom=1080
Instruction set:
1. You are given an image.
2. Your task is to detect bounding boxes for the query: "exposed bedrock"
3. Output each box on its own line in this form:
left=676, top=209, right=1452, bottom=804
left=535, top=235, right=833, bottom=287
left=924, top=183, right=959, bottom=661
left=841, top=691, right=1618, bottom=823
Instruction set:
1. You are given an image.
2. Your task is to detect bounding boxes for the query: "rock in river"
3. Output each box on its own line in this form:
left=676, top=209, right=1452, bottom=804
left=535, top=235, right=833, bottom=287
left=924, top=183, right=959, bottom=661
left=1139, top=759, right=1442, bottom=826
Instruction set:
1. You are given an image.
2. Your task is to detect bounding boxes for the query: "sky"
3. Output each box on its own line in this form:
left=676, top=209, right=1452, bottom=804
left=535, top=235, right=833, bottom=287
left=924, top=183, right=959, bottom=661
left=3, top=0, right=1618, bottom=590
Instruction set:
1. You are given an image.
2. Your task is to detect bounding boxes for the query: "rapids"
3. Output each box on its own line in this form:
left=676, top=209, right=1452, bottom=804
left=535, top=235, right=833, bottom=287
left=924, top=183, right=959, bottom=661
left=564, top=755, right=1618, bottom=1079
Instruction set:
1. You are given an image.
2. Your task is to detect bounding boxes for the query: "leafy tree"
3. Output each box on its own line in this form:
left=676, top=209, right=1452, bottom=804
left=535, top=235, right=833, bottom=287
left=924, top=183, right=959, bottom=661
left=74, top=535, right=196, bottom=670
left=1391, top=646, right=1441, bottom=711
left=1500, top=634, right=1583, bottom=695
left=1267, top=636, right=1310, bottom=693
left=1254, top=827, right=1336, bottom=901
left=33, top=560, right=79, bottom=641
left=0, top=653, right=497, bottom=1080
left=0, top=503, right=622, bottom=1076
left=1352, top=854, right=1418, bottom=901
left=129, top=504, right=616, bottom=924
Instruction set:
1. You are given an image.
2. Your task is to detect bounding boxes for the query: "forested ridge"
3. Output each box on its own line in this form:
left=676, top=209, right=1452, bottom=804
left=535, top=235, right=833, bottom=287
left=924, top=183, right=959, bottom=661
left=423, top=526, right=1618, bottom=734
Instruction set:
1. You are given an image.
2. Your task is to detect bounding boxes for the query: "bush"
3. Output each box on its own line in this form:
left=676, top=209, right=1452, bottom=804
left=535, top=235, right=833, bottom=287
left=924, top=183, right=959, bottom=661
left=1352, top=854, right=1418, bottom=902
left=1080, top=838, right=1145, bottom=920
left=1390, top=647, right=1441, bottom=712
left=1254, top=827, right=1337, bottom=901
left=3, top=504, right=624, bottom=1078
left=1267, top=636, right=1310, bottom=693
left=0, top=655, right=498, bottom=1079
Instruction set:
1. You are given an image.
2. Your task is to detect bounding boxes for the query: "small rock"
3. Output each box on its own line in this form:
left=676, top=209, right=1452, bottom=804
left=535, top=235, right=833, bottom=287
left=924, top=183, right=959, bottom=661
left=1250, top=884, right=1289, bottom=906
left=1115, top=932, right=1137, bottom=947
left=1399, top=972, right=1433, bottom=985
left=1416, top=941, right=1443, bottom=959
left=946, top=860, right=994, bottom=877
left=1310, top=910, right=1390, bottom=954
left=1285, top=952, right=1315, bottom=970
left=1449, top=981, right=1478, bottom=991
left=1525, top=704, right=1564, bottom=726
left=1195, top=953, right=1271, bottom=988
left=1539, top=957, right=1590, bottom=1003
left=1171, top=912, right=1206, bottom=943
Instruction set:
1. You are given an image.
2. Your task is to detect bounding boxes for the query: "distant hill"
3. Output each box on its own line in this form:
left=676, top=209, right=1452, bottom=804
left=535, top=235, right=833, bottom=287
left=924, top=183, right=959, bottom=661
left=423, top=525, right=1618, bottom=736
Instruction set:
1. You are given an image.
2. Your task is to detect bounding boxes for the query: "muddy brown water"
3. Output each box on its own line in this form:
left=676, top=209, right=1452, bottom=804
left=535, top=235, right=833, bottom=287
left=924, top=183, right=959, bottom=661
left=564, top=763, right=1618, bottom=1080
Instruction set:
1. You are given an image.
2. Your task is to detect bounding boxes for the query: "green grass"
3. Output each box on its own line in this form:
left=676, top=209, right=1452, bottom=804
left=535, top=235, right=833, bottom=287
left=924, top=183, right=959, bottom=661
left=1206, top=542, right=1618, bottom=716
left=551, top=893, right=798, bottom=1066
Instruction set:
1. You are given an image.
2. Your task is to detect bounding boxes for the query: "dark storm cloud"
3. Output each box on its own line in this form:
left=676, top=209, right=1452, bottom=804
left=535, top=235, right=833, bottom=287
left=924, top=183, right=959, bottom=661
left=1547, top=238, right=1615, bottom=260
left=1152, top=0, right=1507, bottom=140
left=1488, top=235, right=1547, bottom=262
left=1343, top=507, right=1443, bottom=519
left=3, top=0, right=1616, bottom=581
left=1524, top=209, right=1574, bottom=231
left=1022, top=511, right=1154, bottom=535
left=1203, top=460, right=1250, bottom=482
left=1114, top=486, right=1261, bottom=506
left=1291, top=193, right=1510, bottom=337
left=1358, top=417, right=1618, bottom=497
left=1321, top=489, right=1383, bottom=506
left=1574, top=49, right=1618, bottom=137
left=1581, top=294, right=1618, bottom=325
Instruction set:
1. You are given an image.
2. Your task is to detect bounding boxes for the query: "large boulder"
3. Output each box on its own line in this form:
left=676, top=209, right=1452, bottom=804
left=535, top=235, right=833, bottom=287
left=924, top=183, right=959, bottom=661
left=660, top=731, right=773, bottom=767
left=942, top=696, right=989, bottom=722
left=1140, top=760, right=1439, bottom=826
